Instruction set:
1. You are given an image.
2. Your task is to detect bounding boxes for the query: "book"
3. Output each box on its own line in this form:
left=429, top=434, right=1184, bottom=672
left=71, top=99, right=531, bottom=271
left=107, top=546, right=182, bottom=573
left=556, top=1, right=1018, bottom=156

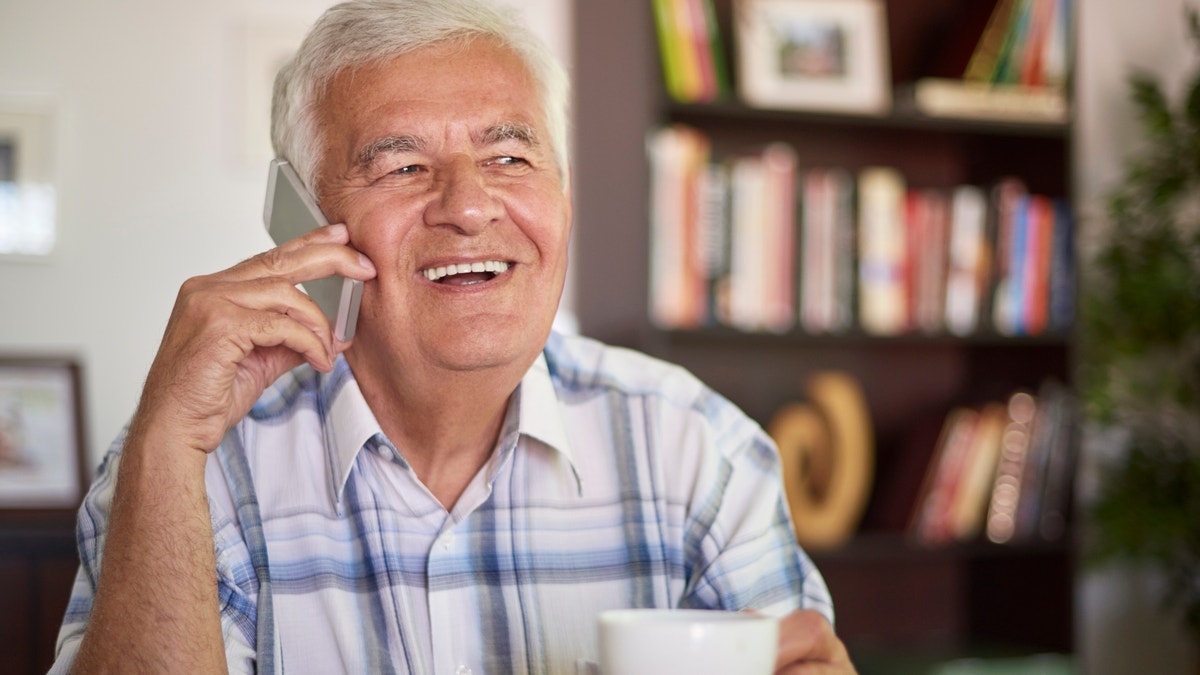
left=699, top=161, right=732, bottom=325
left=989, top=177, right=1029, bottom=336
left=801, top=168, right=836, bottom=333
left=699, top=0, right=731, bottom=99
left=963, top=0, right=1020, bottom=82
left=947, top=402, right=1008, bottom=541
left=800, top=168, right=857, bottom=334
left=651, top=0, right=688, bottom=101
left=1047, top=197, right=1075, bottom=332
left=830, top=168, right=857, bottom=334
left=760, top=143, right=798, bottom=333
left=1022, top=193, right=1055, bottom=335
left=650, top=0, right=726, bottom=103
left=646, top=124, right=710, bottom=329
left=857, top=167, right=908, bottom=336
left=908, top=77, right=1068, bottom=124
left=985, top=390, right=1037, bottom=543
left=910, top=189, right=951, bottom=334
left=944, top=185, right=990, bottom=336
left=1033, top=380, right=1078, bottom=541
left=678, top=0, right=715, bottom=101
left=1011, top=378, right=1077, bottom=541
left=1018, top=0, right=1060, bottom=87
left=1040, top=0, right=1071, bottom=89
left=910, top=406, right=979, bottom=545
left=728, top=153, right=768, bottom=331
left=990, top=0, right=1035, bottom=85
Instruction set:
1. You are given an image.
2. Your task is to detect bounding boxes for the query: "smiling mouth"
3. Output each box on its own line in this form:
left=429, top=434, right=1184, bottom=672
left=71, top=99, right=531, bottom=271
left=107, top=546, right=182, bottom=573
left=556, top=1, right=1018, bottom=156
left=422, top=260, right=511, bottom=285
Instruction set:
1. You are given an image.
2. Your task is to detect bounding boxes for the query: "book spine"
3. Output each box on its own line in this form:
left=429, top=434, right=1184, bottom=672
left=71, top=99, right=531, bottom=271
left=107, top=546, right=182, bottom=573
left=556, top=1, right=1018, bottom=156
left=945, top=185, right=988, bottom=336
left=857, top=167, right=908, bottom=336
left=651, top=0, right=687, bottom=101
left=762, top=143, right=798, bottom=333
left=964, top=0, right=1019, bottom=81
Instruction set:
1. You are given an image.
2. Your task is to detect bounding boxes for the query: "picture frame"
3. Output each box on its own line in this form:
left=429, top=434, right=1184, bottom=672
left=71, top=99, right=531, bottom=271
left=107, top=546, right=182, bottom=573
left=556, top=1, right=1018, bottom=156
left=0, top=92, right=58, bottom=258
left=734, top=0, right=891, bottom=115
left=0, top=357, right=87, bottom=512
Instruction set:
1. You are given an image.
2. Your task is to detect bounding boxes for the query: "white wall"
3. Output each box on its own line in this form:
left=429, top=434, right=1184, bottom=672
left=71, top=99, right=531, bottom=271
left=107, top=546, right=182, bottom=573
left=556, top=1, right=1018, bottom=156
left=1074, top=0, right=1199, bottom=673
left=0, top=0, right=571, bottom=468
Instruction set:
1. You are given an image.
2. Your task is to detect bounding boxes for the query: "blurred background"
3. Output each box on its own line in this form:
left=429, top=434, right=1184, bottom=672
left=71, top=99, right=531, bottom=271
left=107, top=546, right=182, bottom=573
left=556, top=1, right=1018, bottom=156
left=0, top=0, right=1197, bottom=672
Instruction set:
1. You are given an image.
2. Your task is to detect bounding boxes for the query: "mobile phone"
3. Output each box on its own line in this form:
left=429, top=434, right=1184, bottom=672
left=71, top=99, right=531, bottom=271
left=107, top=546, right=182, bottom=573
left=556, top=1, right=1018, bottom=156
left=263, top=158, right=363, bottom=341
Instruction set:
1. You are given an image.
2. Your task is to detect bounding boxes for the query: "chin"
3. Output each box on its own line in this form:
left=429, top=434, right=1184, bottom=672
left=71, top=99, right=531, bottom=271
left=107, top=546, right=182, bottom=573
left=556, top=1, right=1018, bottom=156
left=426, top=320, right=551, bottom=373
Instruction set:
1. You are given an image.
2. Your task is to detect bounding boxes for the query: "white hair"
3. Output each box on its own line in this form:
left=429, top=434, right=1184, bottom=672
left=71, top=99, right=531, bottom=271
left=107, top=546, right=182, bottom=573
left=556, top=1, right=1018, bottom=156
left=271, top=0, right=570, bottom=196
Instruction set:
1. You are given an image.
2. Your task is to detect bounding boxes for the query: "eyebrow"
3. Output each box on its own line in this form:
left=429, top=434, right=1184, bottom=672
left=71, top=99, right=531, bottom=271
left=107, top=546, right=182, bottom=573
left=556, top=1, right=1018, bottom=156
left=357, top=135, right=424, bottom=169
left=477, top=122, right=539, bottom=148
left=354, top=122, right=540, bottom=170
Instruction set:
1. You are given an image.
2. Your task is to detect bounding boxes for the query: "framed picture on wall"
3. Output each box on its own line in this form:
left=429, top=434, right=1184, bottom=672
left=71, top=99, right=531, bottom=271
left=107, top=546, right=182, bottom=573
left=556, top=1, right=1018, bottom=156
left=0, top=357, right=87, bottom=512
left=734, top=0, right=891, bottom=115
left=0, top=93, right=58, bottom=258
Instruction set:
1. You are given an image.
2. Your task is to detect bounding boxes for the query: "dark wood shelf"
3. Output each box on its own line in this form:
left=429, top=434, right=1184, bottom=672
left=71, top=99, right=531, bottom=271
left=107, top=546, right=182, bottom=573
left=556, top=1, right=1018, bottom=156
left=808, top=530, right=1076, bottom=563
left=810, top=531, right=1076, bottom=654
left=657, top=326, right=1073, bottom=349
left=666, top=99, right=1071, bottom=139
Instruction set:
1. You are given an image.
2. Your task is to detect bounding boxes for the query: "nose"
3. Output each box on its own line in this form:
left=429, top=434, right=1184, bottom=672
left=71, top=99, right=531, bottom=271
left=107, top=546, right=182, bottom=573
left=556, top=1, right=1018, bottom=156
left=423, top=156, right=503, bottom=235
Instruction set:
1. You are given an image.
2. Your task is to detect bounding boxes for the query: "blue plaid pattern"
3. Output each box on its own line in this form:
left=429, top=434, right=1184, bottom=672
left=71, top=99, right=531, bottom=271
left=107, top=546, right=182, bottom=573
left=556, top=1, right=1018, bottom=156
left=52, top=330, right=832, bottom=674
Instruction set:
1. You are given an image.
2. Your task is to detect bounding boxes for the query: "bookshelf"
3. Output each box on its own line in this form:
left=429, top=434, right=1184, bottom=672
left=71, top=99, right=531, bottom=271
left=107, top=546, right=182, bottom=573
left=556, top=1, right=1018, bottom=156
left=573, top=0, right=1076, bottom=663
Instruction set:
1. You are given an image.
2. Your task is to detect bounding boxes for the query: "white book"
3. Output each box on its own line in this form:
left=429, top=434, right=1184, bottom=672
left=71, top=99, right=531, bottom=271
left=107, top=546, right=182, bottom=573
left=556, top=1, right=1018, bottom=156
left=857, top=167, right=908, bottom=335
left=944, top=185, right=988, bottom=336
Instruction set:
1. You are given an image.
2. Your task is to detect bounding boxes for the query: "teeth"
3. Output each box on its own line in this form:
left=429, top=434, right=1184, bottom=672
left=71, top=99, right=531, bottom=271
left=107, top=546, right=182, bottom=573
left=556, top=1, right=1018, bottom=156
left=423, top=260, right=509, bottom=281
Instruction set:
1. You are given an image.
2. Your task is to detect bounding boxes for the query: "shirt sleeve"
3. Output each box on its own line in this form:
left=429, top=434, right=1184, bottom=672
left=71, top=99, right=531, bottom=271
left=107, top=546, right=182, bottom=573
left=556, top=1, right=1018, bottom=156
left=47, top=432, right=123, bottom=674
left=679, top=419, right=835, bottom=626
left=46, top=426, right=261, bottom=674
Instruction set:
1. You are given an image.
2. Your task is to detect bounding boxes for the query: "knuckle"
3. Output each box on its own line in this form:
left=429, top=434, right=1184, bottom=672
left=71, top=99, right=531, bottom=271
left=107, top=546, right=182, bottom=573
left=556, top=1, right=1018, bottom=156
left=259, top=246, right=290, bottom=275
left=177, top=274, right=209, bottom=297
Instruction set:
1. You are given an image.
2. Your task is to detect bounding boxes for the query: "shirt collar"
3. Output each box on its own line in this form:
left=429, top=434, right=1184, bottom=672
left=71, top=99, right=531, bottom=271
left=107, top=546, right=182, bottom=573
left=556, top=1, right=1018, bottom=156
left=322, top=352, right=581, bottom=508
left=517, top=352, right=581, bottom=494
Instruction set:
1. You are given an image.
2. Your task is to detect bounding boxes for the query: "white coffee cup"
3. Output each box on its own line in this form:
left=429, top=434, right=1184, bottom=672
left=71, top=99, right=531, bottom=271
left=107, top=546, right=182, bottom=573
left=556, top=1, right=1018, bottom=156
left=597, top=608, right=779, bottom=675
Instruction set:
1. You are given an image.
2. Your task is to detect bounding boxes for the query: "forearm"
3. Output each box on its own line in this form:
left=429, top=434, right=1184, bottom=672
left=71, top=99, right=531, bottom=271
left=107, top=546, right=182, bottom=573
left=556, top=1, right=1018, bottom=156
left=72, top=413, right=228, bottom=674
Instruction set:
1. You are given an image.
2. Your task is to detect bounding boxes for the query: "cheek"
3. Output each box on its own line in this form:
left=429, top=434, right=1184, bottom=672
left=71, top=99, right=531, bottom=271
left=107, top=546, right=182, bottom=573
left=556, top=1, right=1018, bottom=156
left=345, top=198, right=420, bottom=258
left=511, top=190, right=572, bottom=261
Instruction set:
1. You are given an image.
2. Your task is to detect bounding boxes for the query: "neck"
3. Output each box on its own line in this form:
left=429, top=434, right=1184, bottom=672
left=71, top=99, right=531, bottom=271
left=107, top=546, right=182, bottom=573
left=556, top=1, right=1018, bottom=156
left=344, top=348, right=526, bottom=509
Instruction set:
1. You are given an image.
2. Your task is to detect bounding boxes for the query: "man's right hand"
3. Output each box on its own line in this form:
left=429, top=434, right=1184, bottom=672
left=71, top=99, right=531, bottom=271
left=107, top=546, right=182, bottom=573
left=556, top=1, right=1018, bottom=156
left=69, top=223, right=375, bottom=674
left=136, top=222, right=377, bottom=455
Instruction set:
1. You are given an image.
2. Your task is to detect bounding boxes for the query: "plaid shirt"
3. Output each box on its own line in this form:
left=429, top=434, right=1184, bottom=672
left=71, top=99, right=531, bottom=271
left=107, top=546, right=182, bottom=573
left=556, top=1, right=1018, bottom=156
left=52, top=330, right=833, bottom=674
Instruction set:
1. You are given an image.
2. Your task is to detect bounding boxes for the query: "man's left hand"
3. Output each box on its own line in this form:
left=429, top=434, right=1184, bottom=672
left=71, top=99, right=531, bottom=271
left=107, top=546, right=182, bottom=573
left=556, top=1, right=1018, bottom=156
left=774, top=609, right=857, bottom=674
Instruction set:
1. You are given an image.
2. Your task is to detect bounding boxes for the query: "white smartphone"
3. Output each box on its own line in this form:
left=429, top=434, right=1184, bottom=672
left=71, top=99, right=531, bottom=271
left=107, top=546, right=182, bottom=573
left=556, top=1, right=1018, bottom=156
left=263, top=158, right=363, bottom=341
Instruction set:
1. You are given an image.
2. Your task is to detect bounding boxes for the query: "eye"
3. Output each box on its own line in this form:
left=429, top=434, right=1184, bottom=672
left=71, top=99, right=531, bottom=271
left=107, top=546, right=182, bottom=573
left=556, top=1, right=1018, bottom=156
left=391, top=164, right=424, bottom=175
left=491, top=156, right=528, bottom=167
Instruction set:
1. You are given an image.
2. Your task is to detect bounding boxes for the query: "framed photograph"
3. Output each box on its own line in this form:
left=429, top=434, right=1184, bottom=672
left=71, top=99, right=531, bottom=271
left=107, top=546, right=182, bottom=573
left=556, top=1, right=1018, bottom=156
left=734, top=0, right=891, bottom=115
left=0, top=357, right=86, bottom=511
left=0, top=93, right=57, bottom=258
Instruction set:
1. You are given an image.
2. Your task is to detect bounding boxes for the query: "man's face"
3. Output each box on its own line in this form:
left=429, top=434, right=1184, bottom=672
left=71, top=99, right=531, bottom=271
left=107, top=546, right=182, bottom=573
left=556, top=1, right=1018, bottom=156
left=314, top=38, right=571, bottom=376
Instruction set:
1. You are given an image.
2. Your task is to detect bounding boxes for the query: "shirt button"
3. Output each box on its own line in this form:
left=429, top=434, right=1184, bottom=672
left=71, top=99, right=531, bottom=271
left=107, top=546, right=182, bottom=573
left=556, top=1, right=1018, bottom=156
left=455, top=666, right=472, bottom=675
left=441, top=533, right=454, bottom=550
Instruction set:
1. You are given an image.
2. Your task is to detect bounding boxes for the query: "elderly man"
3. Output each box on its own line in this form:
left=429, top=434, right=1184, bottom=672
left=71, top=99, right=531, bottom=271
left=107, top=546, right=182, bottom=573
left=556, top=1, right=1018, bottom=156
left=52, top=1, right=854, bottom=673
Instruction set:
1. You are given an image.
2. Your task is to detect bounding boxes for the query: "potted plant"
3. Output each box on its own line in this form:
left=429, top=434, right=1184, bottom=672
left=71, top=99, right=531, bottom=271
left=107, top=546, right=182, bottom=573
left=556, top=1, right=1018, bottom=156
left=1082, top=8, right=1200, bottom=640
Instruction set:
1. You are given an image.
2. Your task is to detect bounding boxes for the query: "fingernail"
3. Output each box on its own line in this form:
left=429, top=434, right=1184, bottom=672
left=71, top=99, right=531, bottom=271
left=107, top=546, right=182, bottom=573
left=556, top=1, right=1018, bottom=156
left=358, top=253, right=376, bottom=272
